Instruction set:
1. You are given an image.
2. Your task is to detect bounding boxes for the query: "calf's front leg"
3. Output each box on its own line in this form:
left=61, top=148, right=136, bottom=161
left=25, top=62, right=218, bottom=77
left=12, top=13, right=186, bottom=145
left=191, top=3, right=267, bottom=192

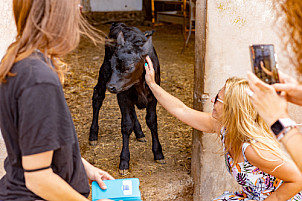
left=89, top=84, right=106, bottom=145
left=117, top=93, right=134, bottom=175
left=89, top=61, right=111, bottom=145
left=146, top=97, right=165, bottom=164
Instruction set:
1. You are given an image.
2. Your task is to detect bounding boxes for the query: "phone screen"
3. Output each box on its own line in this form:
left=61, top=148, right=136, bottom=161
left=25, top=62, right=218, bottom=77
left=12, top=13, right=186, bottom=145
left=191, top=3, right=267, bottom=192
left=249, top=44, right=279, bottom=84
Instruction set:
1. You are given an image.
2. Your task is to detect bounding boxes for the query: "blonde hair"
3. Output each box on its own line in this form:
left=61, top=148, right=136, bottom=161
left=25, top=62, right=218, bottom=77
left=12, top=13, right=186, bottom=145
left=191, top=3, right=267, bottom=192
left=222, top=77, right=284, bottom=169
left=0, top=0, right=105, bottom=83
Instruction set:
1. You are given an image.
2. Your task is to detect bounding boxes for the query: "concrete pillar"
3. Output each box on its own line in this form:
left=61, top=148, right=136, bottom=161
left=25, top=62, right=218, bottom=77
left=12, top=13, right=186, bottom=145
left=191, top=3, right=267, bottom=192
left=193, top=0, right=302, bottom=200
left=0, top=0, right=16, bottom=178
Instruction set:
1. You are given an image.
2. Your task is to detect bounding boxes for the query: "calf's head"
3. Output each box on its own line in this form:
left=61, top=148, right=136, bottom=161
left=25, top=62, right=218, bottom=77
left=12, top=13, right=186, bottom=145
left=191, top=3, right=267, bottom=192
left=107, top=32, right=153, bottom=94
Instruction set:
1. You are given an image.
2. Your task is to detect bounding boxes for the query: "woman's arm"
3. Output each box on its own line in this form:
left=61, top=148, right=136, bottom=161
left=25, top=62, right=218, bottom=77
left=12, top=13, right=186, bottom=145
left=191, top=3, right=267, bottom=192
left=279, top=128, right=302, bottom=172
left=245, top=145, right=302, bottom=201
left=247, top=72, right=288, bottom=126
left=23, top=151, right=89, bottom=200
left=248, top=72, right=302, bottom=172
left=145, top=56, right=220, bottom=133
left=273, top=71, right=302, bottom=106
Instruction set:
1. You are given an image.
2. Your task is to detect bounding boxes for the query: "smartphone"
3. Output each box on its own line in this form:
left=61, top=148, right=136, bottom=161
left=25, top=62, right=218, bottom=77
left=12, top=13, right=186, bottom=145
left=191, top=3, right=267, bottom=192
left=249, top=44, right=279, bottom=84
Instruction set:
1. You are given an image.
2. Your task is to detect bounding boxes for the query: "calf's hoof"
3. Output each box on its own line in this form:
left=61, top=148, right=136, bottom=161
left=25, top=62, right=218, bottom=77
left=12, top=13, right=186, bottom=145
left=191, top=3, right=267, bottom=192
left=155, top=159, right=166, bottom=164
left=136, top=137, right=147, bottom=142
left=89, top=140, right=98, bottom=146
left=119, top=169, right=129, bottom=176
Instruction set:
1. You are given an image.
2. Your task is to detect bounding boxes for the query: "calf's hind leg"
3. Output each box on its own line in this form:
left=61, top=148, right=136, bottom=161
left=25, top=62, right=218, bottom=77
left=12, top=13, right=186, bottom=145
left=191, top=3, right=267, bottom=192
left=132, top=109, right=146, bottom=142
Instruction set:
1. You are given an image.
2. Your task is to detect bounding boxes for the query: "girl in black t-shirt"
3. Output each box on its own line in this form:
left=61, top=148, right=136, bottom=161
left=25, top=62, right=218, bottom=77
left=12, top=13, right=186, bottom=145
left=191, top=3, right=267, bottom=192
left=0, top=0, right=113, bottom=200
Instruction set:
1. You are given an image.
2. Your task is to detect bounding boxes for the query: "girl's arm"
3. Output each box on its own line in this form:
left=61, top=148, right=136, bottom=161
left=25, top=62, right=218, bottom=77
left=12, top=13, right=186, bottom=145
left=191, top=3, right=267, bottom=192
left=145, top=56, right=220, bottom=133
left=23, top=151, right=89, bottom=200
left=245, top=145, right=302, bottom=201
left=23, top=151, right=114, bottom=200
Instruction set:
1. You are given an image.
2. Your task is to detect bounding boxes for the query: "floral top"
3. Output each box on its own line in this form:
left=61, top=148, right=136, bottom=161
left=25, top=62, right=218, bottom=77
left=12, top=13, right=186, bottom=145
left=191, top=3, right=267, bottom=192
left=212, top=128, right=302, bottom=201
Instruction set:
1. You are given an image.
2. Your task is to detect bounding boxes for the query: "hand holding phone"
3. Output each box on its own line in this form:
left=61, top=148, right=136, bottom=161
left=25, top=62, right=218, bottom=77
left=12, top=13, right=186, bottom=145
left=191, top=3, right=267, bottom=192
left=249, top=44, right=279, bottom=84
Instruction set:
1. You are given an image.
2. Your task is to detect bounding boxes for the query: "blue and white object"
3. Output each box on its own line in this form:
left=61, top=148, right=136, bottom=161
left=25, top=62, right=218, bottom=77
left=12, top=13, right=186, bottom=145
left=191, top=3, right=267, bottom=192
left=92, top=178, right=141, bottom=201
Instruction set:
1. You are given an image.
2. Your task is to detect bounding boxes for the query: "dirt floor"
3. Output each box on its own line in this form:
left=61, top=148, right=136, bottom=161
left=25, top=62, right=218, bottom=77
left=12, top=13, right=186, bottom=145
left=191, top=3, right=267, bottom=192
left=63, top=23, right=195, bottom=200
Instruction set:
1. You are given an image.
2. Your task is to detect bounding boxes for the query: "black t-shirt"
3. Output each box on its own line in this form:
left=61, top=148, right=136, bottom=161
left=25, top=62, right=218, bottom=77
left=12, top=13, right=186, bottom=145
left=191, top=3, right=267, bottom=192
left=0, top=52, right=90, bottom=200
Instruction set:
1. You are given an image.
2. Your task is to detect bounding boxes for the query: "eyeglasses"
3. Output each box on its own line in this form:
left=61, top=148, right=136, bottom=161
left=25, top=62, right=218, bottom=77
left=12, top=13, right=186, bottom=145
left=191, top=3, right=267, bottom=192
left=214, top=93, right=224, bottom=104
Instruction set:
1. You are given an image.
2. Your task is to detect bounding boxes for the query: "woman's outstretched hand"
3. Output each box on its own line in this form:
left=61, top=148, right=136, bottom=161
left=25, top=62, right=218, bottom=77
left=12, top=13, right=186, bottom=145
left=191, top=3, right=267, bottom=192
left=144, top=56, right=156, bottom=87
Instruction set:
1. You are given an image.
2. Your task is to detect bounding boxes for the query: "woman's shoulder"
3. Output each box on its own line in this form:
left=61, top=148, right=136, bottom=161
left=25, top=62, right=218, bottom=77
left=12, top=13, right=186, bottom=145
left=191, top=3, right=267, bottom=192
left=244, top=143, right=284, bottom=174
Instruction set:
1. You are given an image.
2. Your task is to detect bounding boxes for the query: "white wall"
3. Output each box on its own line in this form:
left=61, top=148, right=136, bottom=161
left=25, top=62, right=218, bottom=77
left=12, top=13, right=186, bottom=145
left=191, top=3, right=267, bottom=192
left=90, top=0, right=142, bottom=12
left=205, top=0, right=302, bottom=122
left=197, top=0, right=302, bottom=200
left=0, top=0, right=16, bottom=60
left=0, top=0, right=16, bottom=178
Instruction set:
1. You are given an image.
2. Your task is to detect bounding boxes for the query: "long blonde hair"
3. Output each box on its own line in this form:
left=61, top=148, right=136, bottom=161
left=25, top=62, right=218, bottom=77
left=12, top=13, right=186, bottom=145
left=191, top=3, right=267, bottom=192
left=0, top=0, right=105, bottom=83
left=222, top=77, right=283, bottom=168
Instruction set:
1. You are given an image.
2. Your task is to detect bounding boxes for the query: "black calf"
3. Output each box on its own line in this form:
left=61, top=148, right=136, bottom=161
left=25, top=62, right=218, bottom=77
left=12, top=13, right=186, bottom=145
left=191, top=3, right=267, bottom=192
left=89, top=23, right=165, bottom=175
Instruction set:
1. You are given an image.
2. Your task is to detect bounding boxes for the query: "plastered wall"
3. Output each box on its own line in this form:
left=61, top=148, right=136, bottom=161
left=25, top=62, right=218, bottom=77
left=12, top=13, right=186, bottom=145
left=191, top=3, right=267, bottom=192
left=205, top=0, right=302, bottom=132
left=0, top=0, right=16, bottom=178
left=90, top=0, right=142, bottom=12
left=195, top=0, right=302, bottom=200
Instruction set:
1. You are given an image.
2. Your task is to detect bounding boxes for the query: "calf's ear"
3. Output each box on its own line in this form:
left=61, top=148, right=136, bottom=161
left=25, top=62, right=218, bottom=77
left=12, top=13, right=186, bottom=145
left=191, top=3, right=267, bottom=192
left=117, top=31, right=125, bottom=46
left=144, top=30, right=156, bottom=37
left=142, top=36, right=153, bottom=56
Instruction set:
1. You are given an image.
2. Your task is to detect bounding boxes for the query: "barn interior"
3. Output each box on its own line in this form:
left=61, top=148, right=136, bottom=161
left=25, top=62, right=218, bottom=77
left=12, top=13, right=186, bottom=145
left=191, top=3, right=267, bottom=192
left=67, top=0, right=195, bottom=200
left=64, top=0, right=194, bottom=201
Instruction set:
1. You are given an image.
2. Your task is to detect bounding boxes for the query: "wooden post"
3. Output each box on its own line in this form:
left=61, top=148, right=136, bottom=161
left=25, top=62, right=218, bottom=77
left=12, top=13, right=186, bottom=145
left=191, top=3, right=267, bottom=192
left=143, top=0, right=152, bottom=22
left=192, top=0, right=207, bottom=200
left=151, top=0, right=155, bottom=24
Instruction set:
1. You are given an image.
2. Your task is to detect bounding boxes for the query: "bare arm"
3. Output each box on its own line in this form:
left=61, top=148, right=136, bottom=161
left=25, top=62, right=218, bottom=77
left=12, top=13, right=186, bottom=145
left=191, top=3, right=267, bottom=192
left=280, top=128, right=302, bottom=172
left=248, top=72, right=302, bottom=172
left=23, top=151, right=114, bottom=200
left=23, top=151, right=89, bottom=200
left=245, top=145, right=302, bottom=201
left=145, top=56, right=220, bottom=133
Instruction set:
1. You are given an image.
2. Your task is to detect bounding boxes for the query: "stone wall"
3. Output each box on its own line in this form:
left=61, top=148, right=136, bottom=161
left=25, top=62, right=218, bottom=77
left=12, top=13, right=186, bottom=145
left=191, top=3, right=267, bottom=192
left=193, top=0, right=302, bottom=200
left=0, top=0, right=16, bottom=178
left=0, top=131, right=5, bottom=178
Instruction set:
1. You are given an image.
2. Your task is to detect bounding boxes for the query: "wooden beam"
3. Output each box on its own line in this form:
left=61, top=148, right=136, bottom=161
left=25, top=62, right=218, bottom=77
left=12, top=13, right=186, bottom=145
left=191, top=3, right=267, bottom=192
left=192, top=0, right=207, bottom=200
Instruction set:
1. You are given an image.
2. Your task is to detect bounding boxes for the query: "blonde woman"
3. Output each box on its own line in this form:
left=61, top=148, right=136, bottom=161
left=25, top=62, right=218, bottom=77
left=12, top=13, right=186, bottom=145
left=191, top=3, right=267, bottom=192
left=0, top=0, right=113, bottom=200
left=145, top=56, right=302, bottom=200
